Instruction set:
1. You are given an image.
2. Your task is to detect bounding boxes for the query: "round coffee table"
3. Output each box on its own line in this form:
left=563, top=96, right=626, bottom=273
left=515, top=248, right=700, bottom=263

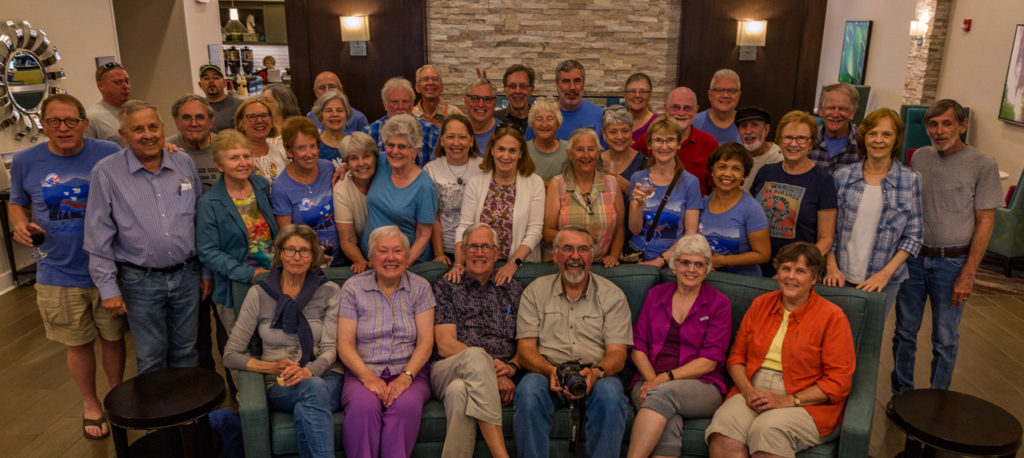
left=104, top=367, right=226, bottom=458
left=887, top=389, right=1022, bottom=457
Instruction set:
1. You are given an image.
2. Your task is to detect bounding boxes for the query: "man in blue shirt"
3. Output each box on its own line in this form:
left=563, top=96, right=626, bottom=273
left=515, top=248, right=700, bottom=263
left=808, top=82, right=859, bottom=172
left=84, top=100, right=205, bottom=375
left=306, top=71, right=369, bottom=134
left=527, top=60, right=607, bottom=148
left=693, top=69, right=742, bottom=145
left=364, top=77, right=441, bottom=167
left=10, top=94, right=125, bottom=440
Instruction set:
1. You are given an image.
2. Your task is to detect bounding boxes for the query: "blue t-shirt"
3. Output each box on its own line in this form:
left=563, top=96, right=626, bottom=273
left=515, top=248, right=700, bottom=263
left=475, top=121, right=500, bottom=153
left=693, top=110, right=741, bottom=145
left=271, top=160, right=340, bottom=255
left=526, top=100, right=607, bottom=149
left=9, top=138, right=120, bottom=287
left=319, top=141, right=341, bottom=163
left=699, top=194, right=769, bottom=276
left=824, top=134, right=849, bottom=158
left=750, top=163, right=838, bottom=266
left=627, top=169, right=703, bottom=260
left=360, top=161, right=438, bottom=263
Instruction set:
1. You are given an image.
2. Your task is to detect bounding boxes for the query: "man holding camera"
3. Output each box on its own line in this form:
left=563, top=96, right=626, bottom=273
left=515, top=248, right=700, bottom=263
left=514, top=226, right=633, bottom=458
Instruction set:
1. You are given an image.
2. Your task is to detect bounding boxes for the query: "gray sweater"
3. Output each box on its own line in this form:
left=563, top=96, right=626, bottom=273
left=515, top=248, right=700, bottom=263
left=224, top=282, right=343, bottom=387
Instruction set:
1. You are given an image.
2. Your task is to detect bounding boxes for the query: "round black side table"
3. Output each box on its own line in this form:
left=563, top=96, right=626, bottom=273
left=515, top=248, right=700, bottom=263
left=104, top=367, right=226, bottom=458
left=887, top=389, right=1023, bottom=457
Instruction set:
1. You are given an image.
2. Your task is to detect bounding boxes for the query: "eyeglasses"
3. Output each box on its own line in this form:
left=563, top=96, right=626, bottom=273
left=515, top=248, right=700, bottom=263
left=781, top=135, right=812, bottom=145
left=710, top=88, right=740, bottom=95
left=43, top=117, right=83, bottom=128
left=466, top=243, right=496, bottom=253
left=282, top=247, right=313, bottom=258
left=626, top=89, right=651, bottom=96
left=467, top=95, right=496, bottom=103
left=418, top=76, right=441, bottom=83
left=245, top=112, right=271, bottom=121
left=675, top=259, right=707, bottom=270
left=651, top=136, right=679, bottom=146
left=385, top=142, right=412, bottom=152
left=97, top=61, right=125, bottom=78
left=556, top=245, right=593, bottom=255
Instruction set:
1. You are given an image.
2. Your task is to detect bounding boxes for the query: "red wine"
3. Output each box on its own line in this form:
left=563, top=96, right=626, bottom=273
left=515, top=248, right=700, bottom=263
left=31, top=232, right=45, bottom=247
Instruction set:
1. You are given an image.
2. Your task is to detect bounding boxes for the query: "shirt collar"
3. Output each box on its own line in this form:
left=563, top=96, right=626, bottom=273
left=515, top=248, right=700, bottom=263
left=550, top=272, right=593, bottom=302
left=360, top=270, right=411, bottom=293
left=768, top=289, right=820, bottom=323
left=123, top=147, right=173, bottom=174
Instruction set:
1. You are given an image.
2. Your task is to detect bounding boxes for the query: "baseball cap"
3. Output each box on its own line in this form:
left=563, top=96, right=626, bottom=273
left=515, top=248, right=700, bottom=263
left=199, top=64, right=225, bottom=78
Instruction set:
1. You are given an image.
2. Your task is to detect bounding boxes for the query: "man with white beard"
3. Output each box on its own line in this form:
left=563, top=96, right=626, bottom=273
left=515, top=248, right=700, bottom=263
left=734, top=107, right=782, bottom=194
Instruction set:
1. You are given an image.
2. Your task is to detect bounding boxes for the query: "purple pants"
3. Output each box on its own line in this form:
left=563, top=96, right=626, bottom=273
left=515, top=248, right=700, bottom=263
left=341, top=369, right=431, bottom=458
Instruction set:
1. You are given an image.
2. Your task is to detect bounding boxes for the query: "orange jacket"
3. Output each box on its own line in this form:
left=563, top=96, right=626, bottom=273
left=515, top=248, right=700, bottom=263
left=726, top=290, right=856, bottom=437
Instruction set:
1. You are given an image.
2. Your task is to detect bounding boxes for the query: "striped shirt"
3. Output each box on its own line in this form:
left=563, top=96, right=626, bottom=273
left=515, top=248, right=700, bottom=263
left=831, top=161, right=923, bottom=283
left=552, top=171, right=620, bottom=258
left=338, top=270, right=435, bottom=376
left=363, top=114, right=441, bottom=168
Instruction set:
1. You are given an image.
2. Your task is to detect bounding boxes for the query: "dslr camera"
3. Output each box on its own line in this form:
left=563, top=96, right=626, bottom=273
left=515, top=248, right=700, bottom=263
left=555, top=360, right=588, bottom=398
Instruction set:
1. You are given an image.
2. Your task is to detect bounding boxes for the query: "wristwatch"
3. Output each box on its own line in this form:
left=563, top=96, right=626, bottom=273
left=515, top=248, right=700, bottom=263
left=513, top=257, right=524, bottom=268
left=594, top=365, right=606, bottom=379
left=792, top=394, right=802, bottom=407
left=402, top=369, right=414, bottom=379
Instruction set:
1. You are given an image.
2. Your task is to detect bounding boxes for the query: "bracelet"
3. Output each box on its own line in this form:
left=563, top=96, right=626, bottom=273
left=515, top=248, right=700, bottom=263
left=507, top=361, right=519, bottom=374
left=666, top=370, right=675, bottom=380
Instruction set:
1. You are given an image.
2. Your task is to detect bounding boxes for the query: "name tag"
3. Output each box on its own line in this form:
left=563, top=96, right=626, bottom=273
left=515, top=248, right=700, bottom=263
left=179, top=178, right=193, bottom=192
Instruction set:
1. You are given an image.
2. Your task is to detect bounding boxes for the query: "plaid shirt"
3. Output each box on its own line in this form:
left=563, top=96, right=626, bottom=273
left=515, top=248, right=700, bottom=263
left=433, top=275, right=524, bottom=361
left=364, top=114, right=441, bottom=167
left=831, top=161, right=923, bottom=283
left=808, top=123, right=859, bottom=173
left=412, top=99, right=464, bottom=127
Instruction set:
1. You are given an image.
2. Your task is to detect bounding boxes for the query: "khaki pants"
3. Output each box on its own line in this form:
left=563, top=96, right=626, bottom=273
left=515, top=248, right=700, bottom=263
left=429, top=347, right=503, bottom=458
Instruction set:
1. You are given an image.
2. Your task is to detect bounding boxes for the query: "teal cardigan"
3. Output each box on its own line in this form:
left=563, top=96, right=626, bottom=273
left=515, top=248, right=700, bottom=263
left=196, top=174, right=278, bottom=307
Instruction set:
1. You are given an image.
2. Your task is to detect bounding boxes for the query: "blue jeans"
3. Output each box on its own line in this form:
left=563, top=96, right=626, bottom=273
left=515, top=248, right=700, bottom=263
left=891, top=253, right=966, bottom=394
left=119, top=261, right=201, bottom=374
left=266, top=371, right=343, bottom=458
left=513, top=372, right=627, bottom=458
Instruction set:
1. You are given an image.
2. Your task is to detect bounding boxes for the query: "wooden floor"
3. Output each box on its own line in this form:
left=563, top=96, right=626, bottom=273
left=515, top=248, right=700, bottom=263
left=1, top=267, right=1021, bottom=458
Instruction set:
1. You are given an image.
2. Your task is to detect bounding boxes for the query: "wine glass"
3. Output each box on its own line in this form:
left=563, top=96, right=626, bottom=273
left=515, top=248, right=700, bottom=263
left=638, top=176, right=656, bottom=201
left=276, top=346, right=302, bottom=385
left=29, top=228, right=47, bottom=259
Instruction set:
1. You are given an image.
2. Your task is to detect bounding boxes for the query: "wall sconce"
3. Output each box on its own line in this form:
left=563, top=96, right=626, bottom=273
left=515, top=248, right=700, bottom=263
left=340, top=16, right=370, bottom=57
left=737, top=20, right=767, bottom=61
left=909, top=20, right=929, bottom=45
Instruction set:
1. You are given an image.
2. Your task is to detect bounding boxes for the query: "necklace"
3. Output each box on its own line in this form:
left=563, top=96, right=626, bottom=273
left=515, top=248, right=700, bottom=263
left=444, top=158, right=469, bottom=185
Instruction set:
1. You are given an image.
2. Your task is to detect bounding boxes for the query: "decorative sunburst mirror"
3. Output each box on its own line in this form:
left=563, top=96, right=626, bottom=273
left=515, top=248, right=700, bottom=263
left=0, top=20, right=66, bottom=142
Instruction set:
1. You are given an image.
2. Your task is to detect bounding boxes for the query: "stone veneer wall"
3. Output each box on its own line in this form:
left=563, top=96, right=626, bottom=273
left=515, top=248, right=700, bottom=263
left=903, top=0, right=952, bottom=105
left=425, top=0, right=681, bottom=112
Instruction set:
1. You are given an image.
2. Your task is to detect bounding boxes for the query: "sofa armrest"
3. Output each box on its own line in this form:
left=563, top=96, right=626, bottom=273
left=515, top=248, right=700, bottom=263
left=837, top=289, right=886, bottom=458
left=238, top=370, right=272, bottom=458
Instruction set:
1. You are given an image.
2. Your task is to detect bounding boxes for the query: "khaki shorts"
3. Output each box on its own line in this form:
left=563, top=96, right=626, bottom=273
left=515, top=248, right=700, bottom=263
left=35, top=283, right=127, bottom=346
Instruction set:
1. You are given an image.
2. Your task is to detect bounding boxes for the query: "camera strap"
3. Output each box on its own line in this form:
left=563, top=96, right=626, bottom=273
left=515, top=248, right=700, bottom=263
left=567, top=400, right=583, bottom=452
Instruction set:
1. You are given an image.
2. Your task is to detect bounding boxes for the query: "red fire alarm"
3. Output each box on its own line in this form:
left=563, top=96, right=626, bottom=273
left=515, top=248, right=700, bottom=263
left=962, top=19, right=972, bottom=32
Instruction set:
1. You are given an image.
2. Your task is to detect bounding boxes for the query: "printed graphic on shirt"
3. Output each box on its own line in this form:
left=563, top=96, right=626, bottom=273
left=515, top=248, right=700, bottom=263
left=758, top=181, right=804, bottom=240
left=641, top=209, right=681, bottom=242
left=436, top=182, right=464, bottom=227
left=700, top=223, right=744, bottom=255
left=41, top=173, right=90, bottom=222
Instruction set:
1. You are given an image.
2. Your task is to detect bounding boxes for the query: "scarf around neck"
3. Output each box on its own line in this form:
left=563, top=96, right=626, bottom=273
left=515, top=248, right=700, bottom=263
left=258, top=267, right=328, bottom=366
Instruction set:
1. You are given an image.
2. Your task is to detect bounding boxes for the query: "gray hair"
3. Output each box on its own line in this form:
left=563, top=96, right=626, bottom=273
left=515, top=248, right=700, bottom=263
left=555, top=59, right=585, bottom=80
left=553, top=225, right=597, bottom=251
left=119, top=99, right=162, bottom=129
left=461, top=222, right=499, bottom=247
left=380, top=77, right=415, bottom=102
left=709, top=68, right=741, bottom=90
left=381, top=114, right=423, bottom=149
left=262, top=83, right=302, bottom=119
left=924, top=99, right=968, bottom=125
left=171, top=94, right=213, bottom=119
left=527, top=97, right=563, bottom=127
left=465, top=77, right=496, bottom=96
left=311, top=89, right=353, bottom=123
left=624, top=72, right=652, bottom=91
left=564, top=127, right=605, bottom=176
left=415, top=64, right=438, bottom=82
left=601, top=105, right=632, bottom=130
left=338, top=131, right=378, bottom=160
left=368, top=225, right=410, bottom=254
left=669, top=234, right=713, bottom=274
left=821, top=82, right=860, bottom=111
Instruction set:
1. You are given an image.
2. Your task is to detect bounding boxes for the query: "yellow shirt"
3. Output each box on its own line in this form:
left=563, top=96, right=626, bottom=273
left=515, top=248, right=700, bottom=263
left=760, top=310, right=791, bottom=371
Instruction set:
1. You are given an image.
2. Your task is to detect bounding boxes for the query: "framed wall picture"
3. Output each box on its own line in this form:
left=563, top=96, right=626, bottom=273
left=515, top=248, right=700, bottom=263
left=999, top=24, right=1024, bottom=126
left=839, top=20, right=872, bottom=85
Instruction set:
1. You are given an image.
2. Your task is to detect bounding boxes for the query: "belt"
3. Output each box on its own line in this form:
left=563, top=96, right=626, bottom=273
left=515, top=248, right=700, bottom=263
left=117, top=256, right=198, bottom=274
left=920, top=246, right=969, bottom=258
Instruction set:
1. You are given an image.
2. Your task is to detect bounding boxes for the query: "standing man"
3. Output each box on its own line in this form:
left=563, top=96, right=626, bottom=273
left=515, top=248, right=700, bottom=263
left=465, top=78, right=502, bottom=152
left=693, top=69, right=742, bottom=145
left=9, top=94, right=125, bottom=440
left=530, top=59, right=606, bottom=147
left=808, top=82, right=860, bottom=173
left=307, top=70, right=369, bottom=134
left=495, top=64, right=535, bottom=134
left=514, top=226, right=633, bottom=458
left=734, top=107, right=782, bottom=194
left=413, top=64, right=464, bottom=127
left=891, top=99, right=1002, bottom=394
left=432, top=223, right=522, bottom=458
left=167, top=94, right=218, bottom=190
left=364, top=77, right=441, bottom=167
left=633, top=87, right=719, bottom=195
left=85, top=62, right=131, bottom=146
left=197, top=65, right=242, bottom=133
left=85, top=100, right=205, bottom=375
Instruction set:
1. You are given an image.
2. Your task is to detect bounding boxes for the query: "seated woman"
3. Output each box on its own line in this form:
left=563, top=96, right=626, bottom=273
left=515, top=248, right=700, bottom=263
left=424, top=114, right=484, bottom=264
left=311, top=89, right=353, bottom=167
left=197, top=130, right=277, bottom=332
left=750, top=111, right=837, bottom=277
left=706, top=242, right=855, bottom=458
left=360, top=114, right=438, bottom=264
left=626, top=117, right=702, bottom=266
left=333, top=132, right=378, bottom=274
left=624, top=72, right=657, bottom=141
left=338, top=226, right=435, bottom=458
left=234, top=98, right=288, bottom=183
left=601, top=104, right=647, bottom=194
left=700, top=143, right=771, bottom=276
left=449, top=127, right=544, bottom=284
left=223, top=224, right=343, bottom=458
left=544, top=127, right=625, bottom=266
left=825, top=108, right=922, bottom=315
left=627, top=235, right=731, bottom=458
left=271, top=117, right=341, bottom=266
left=526, top=97, right=568, bottom=182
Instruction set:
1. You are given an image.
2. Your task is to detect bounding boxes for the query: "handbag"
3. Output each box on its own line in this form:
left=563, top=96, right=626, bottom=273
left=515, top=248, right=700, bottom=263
left=620, top=169, right=684, bottom=263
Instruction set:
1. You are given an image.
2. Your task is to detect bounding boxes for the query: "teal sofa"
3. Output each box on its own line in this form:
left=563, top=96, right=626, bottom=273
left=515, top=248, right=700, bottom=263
left=232, top=263, right=885, bottom=457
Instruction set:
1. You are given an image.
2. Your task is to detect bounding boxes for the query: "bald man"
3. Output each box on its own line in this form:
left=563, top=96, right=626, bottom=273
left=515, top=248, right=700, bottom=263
left=633, top=87, right=719, bottom=195
left=306, top=71, right=369, bottom=134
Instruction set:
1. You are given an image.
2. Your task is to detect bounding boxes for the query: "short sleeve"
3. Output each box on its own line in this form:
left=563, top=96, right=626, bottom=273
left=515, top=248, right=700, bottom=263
left=412, top=275, right=435, bottom=314
left=680, top=172, right=704, bottom=210
left=975, top=156, right=1004, bottom=210
left=333, top=181, right=354, bottom=224
left=432, top=279, right=456, bottom=325
left=338, top=280, right=360, bottom=319
left=414, top=175, right=438, bottom=224
left=600, top=281, right=634, bottom=346
left=271, top=181, right=291, bottom=216
left=743, top=195, right=770, bottom=233
left=516, top=280, right=543, bottom=339
left=9, top=153, right=30, bottom=206
left=817, top=170, right=838, bottom=210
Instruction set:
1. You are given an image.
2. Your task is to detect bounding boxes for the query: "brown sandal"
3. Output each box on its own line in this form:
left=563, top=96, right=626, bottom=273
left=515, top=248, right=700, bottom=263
left=83, top=415, right=110, bottom=440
